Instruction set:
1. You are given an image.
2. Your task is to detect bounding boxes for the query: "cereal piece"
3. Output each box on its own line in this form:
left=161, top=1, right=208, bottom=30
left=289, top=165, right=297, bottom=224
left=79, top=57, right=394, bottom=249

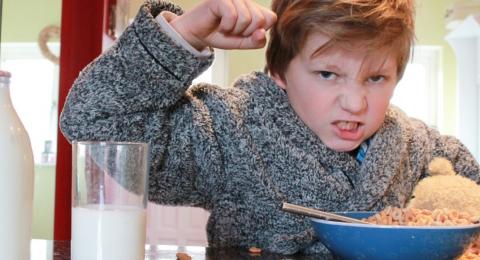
left=249, top=247, right=262, bottom=255
left=420, top=209, right=432, bottom=215
left=384, top=206, right=393, bottom=215
left=454, top=218, right=470, bottom=225
left=470, top=216, right=480, bottom=224
left=448, top=209, right=460, bottom=220
left=391, top=208, right=402, bottom=222
left=403, top=209, right=416, bottom=223
left=176, top=252, right=192, bottom=260
left=459, top=211, right=472, bottom=220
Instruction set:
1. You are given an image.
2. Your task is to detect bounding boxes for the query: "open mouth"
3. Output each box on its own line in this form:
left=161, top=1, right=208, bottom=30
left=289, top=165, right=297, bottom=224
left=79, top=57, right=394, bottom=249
left=336, top=121, right=360, bottom=131
left=333, top=120, right=364, bottom=140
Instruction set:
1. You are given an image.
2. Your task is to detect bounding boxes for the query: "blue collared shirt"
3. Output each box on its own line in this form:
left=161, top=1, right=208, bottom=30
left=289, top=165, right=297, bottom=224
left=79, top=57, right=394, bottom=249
left=356, top=138, right=371, bottom=164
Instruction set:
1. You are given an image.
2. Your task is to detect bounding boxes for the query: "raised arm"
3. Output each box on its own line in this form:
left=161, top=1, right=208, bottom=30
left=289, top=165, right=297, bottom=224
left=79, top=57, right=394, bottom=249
left=60, top=0, right=276, bottom=142
left=60, top=1, right=213, bottom=142
left=60, top=0, right=276, bottom=207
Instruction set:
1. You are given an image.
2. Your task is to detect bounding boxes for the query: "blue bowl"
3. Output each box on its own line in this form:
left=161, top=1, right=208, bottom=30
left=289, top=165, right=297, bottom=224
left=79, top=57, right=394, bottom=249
left=311, top=212, right=480, bottom=260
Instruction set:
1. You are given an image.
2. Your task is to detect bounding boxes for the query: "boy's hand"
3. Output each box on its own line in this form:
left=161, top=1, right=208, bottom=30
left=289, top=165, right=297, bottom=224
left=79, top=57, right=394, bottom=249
left=170, top=0, right=277, bottom=51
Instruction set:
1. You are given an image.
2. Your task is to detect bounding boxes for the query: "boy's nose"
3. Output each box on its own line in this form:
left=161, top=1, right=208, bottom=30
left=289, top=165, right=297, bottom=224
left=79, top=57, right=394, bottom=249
left=339, top=90, right=367, bottom=114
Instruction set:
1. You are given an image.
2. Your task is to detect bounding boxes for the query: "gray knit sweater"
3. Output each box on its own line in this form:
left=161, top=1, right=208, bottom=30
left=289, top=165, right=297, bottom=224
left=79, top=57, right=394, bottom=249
left=60, top=0, right=480, bottom=255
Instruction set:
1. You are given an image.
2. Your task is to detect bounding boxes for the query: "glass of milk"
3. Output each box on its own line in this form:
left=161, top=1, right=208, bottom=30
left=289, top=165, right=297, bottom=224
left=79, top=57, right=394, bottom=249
left=71, top=141, right=149, bottom=260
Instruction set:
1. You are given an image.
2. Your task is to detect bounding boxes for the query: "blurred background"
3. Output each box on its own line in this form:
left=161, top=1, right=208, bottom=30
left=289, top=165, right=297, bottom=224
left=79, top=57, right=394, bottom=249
left=0, top=0, right=478, bottom=248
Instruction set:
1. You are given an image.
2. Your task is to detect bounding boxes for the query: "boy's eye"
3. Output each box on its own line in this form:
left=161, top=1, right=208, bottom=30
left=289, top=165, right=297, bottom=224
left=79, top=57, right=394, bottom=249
left=368, top=75, right=385, bottom=83
left=317, top=71, right=337, bottom=80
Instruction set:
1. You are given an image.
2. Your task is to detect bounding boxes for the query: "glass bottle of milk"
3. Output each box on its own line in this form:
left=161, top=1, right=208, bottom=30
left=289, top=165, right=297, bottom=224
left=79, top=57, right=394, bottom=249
left=0, top=70, right=34, bottom=259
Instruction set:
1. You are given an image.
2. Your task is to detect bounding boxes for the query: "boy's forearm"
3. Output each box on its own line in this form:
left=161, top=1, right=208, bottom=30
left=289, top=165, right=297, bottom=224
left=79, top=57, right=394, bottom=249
left=447, top=140, right=480, bottom=183
left=432, top=134, right=480, bottom=183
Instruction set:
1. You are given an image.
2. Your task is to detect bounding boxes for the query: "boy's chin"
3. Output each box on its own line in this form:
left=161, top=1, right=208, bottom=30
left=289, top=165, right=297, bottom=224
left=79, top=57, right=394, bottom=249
left=324, top=140, right=362, bottom=153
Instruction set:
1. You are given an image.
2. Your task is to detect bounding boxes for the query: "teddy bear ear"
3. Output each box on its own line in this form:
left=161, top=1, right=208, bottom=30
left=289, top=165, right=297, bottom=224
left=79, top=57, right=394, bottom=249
left=427, top=157, right=456, bottom=176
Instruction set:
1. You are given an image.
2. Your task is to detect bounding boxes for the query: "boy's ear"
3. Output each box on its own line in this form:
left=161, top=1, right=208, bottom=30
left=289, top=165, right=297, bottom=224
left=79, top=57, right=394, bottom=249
left=271, top=73, right=287, bottom=90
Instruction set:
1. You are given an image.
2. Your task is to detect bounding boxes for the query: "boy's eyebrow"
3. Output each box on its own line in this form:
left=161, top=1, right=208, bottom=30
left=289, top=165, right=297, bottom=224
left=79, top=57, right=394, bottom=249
left=369, top=57, right=397, bottom=75
left=310, top=56, right=397, bottom=77
left=307, top=44, right=398, bottom=75
left=360, top=62, right=395, bottom=76
left=306, top=53, right=340, bottom=71
left=322, top=64, right=342, bottom=72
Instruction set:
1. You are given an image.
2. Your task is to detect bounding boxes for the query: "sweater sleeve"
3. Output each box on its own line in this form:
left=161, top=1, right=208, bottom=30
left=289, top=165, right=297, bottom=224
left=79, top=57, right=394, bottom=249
left=59, top=0, right=220, bottom=207
left=408, top=112, right=480, bottom=183
left=431, top=132, right=480, bottom=184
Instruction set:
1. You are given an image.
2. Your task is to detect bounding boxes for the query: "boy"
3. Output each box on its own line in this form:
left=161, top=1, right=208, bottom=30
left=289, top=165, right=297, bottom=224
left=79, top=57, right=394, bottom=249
left=60, top=0, right=480, bottom=255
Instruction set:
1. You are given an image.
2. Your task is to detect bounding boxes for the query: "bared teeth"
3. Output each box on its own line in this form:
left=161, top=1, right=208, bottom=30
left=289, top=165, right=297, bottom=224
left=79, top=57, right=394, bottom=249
left=337, top=121, right=358, bottom=130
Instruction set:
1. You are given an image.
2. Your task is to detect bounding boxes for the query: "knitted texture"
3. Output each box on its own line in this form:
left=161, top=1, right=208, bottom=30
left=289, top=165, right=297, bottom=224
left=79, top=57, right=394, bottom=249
left=60, top=0, right=480, bottom=255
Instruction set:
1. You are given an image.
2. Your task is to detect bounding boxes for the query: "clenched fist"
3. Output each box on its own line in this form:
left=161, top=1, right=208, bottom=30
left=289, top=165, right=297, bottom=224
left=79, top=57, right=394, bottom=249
left=170, top=0, right=277, bottom=51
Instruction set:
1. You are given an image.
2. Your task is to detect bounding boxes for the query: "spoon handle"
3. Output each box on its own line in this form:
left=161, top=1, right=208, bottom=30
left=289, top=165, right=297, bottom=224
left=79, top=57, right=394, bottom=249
left=282, top=202, right=370, bottom=224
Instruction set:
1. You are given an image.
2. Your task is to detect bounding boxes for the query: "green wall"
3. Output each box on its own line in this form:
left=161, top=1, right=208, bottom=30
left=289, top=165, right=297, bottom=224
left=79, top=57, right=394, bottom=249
left=2, top=0, right=61, bottom=42
left=32, top=166, right=56, bottom=240
left=415, top=0, right=457, bottom=134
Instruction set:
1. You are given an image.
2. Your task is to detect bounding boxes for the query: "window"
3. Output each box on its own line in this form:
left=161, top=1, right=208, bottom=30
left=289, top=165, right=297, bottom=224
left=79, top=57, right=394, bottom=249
left=391, top=46, right=442, bottom=129
left=1, top=42, right=59, bottom=164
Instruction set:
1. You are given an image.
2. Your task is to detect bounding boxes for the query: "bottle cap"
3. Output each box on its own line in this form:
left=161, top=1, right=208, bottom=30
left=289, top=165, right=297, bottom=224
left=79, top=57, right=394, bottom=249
left=0, top=70, right=11, bottom=85
left=0, top=70, right=11, bottom=78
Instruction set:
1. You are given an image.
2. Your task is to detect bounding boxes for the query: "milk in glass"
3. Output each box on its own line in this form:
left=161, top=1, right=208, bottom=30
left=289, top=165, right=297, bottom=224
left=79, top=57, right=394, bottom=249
left=71, top=205, right=146, bottom=260
left=71, top=141, right=149, bottom=260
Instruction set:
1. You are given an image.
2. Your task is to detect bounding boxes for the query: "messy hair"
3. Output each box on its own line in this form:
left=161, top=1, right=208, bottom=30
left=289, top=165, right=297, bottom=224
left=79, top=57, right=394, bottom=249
left=265, top=0, right=415, bottom=80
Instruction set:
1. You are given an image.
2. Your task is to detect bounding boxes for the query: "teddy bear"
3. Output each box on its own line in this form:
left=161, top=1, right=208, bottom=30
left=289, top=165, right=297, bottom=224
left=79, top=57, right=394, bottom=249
left=407, top=157, right=480, bottom=218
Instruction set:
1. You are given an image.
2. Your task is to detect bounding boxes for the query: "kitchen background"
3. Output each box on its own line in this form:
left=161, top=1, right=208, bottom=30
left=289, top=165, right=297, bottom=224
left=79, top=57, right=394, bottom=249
left=0, top=0, right=479, bottom=246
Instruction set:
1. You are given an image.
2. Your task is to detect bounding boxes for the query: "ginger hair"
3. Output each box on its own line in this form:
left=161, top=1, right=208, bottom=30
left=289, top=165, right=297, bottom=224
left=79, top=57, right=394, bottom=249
left=265, top=0, right=415, bottom=81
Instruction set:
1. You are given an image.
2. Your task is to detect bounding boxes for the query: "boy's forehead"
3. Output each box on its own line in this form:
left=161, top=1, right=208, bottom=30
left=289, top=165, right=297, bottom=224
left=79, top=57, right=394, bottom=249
left=302, top=32, right=399, bottom=68
left=299, top=39, right=397, bottom=76
left=303, top=32, right=380, bottom=56
left=301, top=31, right=331, bottom=57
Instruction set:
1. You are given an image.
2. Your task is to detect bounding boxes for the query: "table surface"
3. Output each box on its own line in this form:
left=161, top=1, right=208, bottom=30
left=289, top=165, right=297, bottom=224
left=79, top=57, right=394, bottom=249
left=30, top=240, right=330, bottom=260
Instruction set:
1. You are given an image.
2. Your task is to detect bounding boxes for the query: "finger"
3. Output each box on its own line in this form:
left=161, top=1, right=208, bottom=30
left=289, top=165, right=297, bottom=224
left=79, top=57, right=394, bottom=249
left=251, top=28, right=267, bottom=47
left=229, top=0, right=253, bottom=35
left=241, top=1, right=266, bottom=37
left=259, top=7, right=277, bottom=31
left=205, top=27, right=266, bottom=49
left=237, top=28, right=267, bottom=49
left=216, top=0, right=238, bottom=33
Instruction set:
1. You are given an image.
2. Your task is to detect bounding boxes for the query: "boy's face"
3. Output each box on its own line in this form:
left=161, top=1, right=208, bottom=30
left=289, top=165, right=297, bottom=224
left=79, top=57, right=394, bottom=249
left=273, top=32, right=398, bottom=152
